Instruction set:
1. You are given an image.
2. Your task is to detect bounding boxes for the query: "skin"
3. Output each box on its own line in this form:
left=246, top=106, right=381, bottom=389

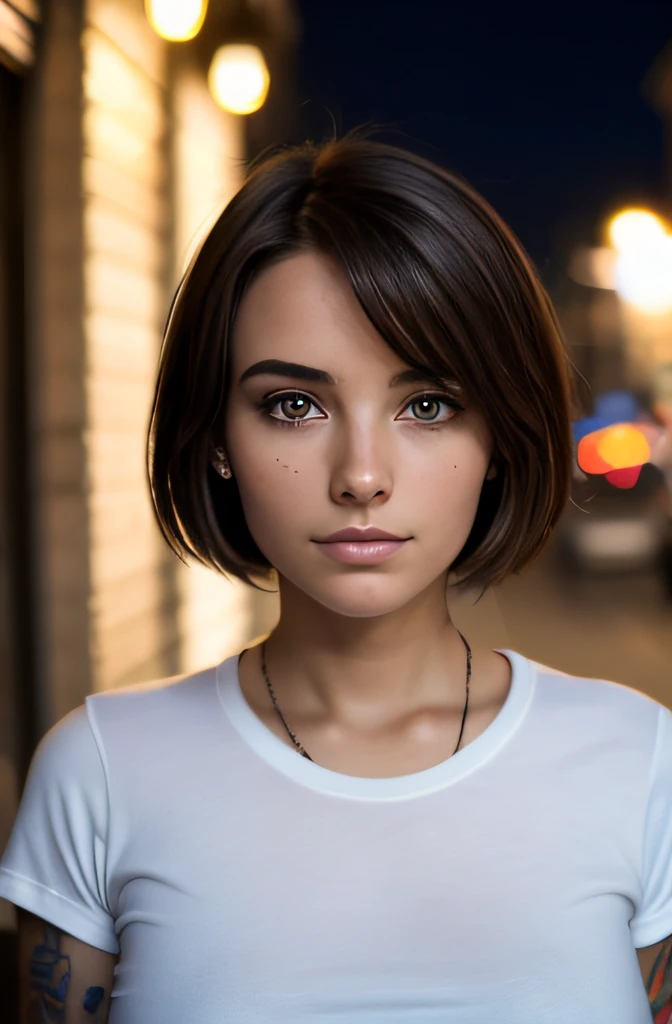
left=219, top=249, right=511, bottom=776
left=18, top=909, right=115, bottom=1022
left=638, top=937, right=672, bottom=1021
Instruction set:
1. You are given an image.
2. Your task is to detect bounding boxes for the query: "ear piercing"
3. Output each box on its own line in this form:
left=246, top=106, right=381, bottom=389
left=212, top=447, right=232, bottom=479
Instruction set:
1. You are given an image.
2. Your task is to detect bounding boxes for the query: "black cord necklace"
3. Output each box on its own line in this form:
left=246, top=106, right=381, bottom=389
left=256, top=632, right=472, bottom=763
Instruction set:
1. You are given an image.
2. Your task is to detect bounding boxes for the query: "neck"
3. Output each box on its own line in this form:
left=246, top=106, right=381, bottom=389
left=261, top=573, right=473, bottom=731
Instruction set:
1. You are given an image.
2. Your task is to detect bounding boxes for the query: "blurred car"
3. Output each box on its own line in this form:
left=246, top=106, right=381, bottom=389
left=555, top=463, right=671, bottom=581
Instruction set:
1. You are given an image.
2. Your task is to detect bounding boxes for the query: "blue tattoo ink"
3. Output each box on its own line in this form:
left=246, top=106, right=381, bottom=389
left=83, top=986, right=105, bottom=1013
left=29, top=926, right=71, bottom=1019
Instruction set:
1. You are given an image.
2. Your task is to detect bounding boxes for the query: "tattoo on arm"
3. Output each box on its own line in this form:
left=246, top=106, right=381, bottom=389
left=27, top=925, right=71, bottom=1021
left=646, top=938, right=672, bottom=1023
left=83, top=986, right=106, bottom=1015
left=25, top=925, right=107, bottom=1022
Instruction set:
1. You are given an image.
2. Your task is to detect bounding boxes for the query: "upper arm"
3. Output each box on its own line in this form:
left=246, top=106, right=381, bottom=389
left=637, top=935, right=672, bottom=1017
left=18, top=909, right=118, bottom=1023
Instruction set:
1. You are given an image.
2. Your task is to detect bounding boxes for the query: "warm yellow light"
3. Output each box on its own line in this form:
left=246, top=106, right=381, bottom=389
left=144, top=0, right=207, bottom=42
left=208, top=44, right=270, bottom=115
left=608, top=209, right=667, bottom=253
left=596, top=424, right=650, bottom=469
left=615, top=236, right=672, bottom=315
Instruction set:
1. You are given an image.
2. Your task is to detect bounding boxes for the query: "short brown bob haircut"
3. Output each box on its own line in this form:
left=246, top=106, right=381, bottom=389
left=148, top=131, right=577, bottom=596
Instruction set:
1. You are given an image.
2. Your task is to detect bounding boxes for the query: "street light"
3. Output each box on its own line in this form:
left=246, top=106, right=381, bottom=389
left=615, top=236, right=672, bottom=315
left=608, top=207, right=672, bottom=316
left=144, top=0, right=208, bottom=42
left=608, top=209, right=667, bottom=252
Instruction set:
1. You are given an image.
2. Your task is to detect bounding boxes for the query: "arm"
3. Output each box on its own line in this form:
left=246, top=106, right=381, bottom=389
left=637, top=935, right=672, bottom=1021
left=18, top=909, right=118, bottom=1023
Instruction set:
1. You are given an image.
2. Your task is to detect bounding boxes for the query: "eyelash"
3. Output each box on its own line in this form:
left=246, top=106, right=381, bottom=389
left=257, top=390, right=466, bottom=429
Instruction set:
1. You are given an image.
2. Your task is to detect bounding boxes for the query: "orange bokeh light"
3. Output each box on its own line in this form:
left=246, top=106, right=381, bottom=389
left=578, top=424, right=650, bottom=477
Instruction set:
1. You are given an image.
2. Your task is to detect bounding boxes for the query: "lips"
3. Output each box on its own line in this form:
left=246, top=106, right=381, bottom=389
left=316, top=527, right=408, bottom=543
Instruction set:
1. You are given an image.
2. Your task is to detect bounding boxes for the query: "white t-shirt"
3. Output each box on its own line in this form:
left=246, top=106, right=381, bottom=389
left=1, top=648, right=670, bottom=1023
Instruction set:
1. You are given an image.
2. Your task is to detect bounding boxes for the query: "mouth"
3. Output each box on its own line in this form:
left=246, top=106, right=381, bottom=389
left=312, top=537, right=410, bottom=565
left=314, top=528, right=410, bottom=544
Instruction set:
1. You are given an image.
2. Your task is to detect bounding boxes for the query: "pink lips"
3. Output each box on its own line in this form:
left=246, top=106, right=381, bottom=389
left=313, top=527, right=410, bottom=565
left=317, top=526, right=408, bottom=543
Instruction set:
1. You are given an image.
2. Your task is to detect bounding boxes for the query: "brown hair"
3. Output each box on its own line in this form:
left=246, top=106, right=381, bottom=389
left=148, top=131, right=577, bottom=595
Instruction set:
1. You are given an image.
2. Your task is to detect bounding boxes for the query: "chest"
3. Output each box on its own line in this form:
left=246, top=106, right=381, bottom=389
left=109, top=787, right=647, bottom=1023
left=114, top=766, right=639, bottom=949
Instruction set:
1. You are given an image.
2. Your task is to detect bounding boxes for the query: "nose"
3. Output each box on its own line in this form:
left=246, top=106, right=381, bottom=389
left=328, top=427, right=393, bottom=507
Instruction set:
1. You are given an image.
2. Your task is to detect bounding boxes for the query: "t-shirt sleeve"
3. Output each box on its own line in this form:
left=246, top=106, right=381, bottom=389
left=631, top=702, right=672, bottom=949
left=0, top=704, right=119, bottom=954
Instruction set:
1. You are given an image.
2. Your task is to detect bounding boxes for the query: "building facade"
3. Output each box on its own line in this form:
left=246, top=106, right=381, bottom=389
left=0, top=0, right=296, bottom=991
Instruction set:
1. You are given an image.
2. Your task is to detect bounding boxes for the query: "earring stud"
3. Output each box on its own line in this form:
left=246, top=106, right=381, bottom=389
left=212, top=447, right=232, bottom=480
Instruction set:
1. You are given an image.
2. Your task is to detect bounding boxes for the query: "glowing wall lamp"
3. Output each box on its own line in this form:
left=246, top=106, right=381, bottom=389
left=201, top=0, right=272, bottom=116
left=208, top=43, right=270, bottom=114
left=144, top=0, right=208, bottom=42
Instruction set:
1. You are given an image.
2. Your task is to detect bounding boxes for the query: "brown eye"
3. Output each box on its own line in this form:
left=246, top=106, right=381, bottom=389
left=411, top=397, right=442, bottom=421
left=400, top=393, right=464, bottom=424
left=259, top=391, right=324, bottom=426
left=279, top=395, right=311, bottom=420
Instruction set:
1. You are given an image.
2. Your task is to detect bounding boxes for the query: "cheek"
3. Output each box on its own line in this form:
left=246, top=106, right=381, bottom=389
left=225, top=409, right=310, bottom=505
left=233, top=448, right=314, bottom=536
left=416, top=435, right=490, bottom=498
left=434, top=469, right=486, bottom=517
left=413, top=450, right=490, bottom=545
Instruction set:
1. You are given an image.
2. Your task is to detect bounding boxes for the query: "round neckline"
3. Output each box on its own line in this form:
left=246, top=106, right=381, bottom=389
left=215, top=648, right=535, bottom=801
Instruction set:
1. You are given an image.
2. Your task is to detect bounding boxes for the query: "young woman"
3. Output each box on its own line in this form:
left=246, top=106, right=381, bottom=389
left=2, top=134, right=671, bottom=1024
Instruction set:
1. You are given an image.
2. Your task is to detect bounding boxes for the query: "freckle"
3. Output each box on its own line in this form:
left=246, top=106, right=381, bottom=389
left=276, top=458, right=279, bottom=461
left=282, top=465, right=288, bottom=468
left=294, top=470, right=298, bottom=473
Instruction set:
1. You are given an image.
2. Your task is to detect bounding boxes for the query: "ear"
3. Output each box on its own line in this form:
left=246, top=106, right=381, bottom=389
left=485, top=459, right=498, bottom=481
left=210, top=446, right=232, bottom=479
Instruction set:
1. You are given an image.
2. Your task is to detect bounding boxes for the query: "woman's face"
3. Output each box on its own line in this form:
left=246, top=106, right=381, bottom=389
left=221, top=250, right=494, bottom=618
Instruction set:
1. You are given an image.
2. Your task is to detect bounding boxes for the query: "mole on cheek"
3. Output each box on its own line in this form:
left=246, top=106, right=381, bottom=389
left=275, top=458, right=298, bottom=473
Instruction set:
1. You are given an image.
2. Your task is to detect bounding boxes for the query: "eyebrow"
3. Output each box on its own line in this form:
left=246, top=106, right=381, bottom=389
left=238, top=359, right=452, bottom=389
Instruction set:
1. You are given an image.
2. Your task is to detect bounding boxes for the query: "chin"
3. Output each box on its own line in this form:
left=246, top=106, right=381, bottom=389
left=289, top=574, right=433, bottom=619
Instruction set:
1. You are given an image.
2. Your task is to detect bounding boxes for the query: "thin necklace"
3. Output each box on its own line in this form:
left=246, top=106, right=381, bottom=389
left=255, top=632, right=472, bottom=763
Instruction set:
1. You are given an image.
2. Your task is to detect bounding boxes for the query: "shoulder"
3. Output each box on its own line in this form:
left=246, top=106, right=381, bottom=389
left=13, top=704, right=110, bottom=840
left=23, top=669, right=217, bottom=792
left=523, top=654, right=664, bottom=752
left=82, top=660, right=231, bottom=770
left=29, top=703, right=102, bottom=782
left=531, top=654, right=663, bottom=714
left=85, top=662, right=221, bottom=724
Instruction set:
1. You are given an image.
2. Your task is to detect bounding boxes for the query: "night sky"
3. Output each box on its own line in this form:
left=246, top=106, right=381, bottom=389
left=295, top=2, right=672, bottom=274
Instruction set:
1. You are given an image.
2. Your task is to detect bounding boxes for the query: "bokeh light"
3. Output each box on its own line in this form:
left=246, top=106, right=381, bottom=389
left=144, top=0, right=208, bottom=42
left=608, top=209, right=667, bottom=252
left=596, top=424, right=650, bottom=469
left=615, top=235, right=672, bottom=315
left=208, top=44, right=270, bottom=115
left=576, top=422, right=656, bottom=489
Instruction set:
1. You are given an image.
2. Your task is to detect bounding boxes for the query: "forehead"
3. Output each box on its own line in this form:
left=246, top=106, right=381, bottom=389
left=230, top=250, right=404, bottom=378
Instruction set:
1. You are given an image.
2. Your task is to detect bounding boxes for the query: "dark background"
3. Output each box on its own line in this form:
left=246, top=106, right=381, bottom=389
left=295, top=1, right=672, bottom=271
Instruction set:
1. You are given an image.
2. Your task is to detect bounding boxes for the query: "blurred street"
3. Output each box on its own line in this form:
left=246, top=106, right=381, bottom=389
left=452, top=536, right=672, bottom=707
